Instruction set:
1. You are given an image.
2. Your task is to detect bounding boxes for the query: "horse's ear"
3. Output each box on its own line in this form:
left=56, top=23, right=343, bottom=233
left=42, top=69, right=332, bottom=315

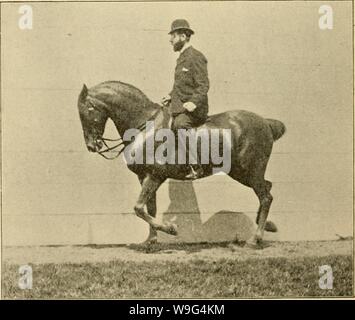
left=79, top=84, right=88, bottom=101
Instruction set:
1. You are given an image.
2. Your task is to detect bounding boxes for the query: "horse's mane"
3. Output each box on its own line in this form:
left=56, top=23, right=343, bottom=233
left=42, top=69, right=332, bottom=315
left=89, top=80, right=155, bottom=108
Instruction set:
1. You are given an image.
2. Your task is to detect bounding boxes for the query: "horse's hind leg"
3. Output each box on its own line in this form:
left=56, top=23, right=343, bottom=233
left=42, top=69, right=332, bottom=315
left=255, top=180, right=272, bottom=225
left=138, top=175, right=158, bottom=244
left=134, top=174, right=178, bottom=236
left=252, top=179, right=273, bottom=244
left=229, top=158, right=275, bottom=245
left=145, top=193, right=158, bottom=243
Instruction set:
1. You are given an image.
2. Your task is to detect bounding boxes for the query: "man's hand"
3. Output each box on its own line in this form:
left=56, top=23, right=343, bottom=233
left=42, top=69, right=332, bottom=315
left=161, top=95, right=171, bottom=106
left=183, top=102, right=197, bottom=112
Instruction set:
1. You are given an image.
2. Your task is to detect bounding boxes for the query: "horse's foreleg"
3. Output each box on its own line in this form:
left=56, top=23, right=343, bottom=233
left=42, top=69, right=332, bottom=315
left=134, top=174, right=178, bottom=236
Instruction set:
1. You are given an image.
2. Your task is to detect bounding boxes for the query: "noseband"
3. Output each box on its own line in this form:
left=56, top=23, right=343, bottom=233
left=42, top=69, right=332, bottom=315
left=97, top=137, right=126, bottom=160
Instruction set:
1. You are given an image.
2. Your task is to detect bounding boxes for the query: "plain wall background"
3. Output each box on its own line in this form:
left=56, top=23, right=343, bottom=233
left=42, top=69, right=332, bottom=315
left=1, top=1, right=353, bottom=245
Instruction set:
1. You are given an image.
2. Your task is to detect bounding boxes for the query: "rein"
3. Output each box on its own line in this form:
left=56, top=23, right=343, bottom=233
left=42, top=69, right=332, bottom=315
left=97, top=107, right=163, bottom=160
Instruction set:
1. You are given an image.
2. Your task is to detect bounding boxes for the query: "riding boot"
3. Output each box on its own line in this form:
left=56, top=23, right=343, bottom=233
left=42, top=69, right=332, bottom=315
left=185, top=164, right=204, bottom=180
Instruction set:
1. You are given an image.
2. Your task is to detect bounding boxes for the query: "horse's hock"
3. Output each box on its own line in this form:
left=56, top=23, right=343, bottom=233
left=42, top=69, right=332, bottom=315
left=158, top=180, right=255, bottom=243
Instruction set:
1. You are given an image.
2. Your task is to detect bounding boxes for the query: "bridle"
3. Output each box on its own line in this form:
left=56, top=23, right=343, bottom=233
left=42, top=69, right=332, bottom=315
left=86, top=97, right=163, bottom=160
left=97, top=137, right=126, bottom=160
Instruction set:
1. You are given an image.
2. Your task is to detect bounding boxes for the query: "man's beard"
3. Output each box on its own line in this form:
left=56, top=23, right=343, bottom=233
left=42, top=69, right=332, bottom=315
left=173, top=39, right=186, bottom=52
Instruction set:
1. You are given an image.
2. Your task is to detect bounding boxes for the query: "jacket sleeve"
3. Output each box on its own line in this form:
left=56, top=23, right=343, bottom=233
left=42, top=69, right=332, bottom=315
left=190, top=54, right=209, bottom=107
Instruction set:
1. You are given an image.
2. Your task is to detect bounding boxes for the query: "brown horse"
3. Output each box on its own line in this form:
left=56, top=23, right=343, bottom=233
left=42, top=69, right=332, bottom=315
left=77, top=81, right=286, bottom=245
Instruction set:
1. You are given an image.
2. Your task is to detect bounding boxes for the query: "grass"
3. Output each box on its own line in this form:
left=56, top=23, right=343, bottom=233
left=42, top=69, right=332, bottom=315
left=2, top=254, right=352, bottom=299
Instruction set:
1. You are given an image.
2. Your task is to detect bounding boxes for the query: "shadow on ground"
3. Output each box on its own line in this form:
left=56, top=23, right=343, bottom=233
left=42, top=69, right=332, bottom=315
left=158, top=179, right=255, bottom=243
left=126, top=239, right=273, bottom=254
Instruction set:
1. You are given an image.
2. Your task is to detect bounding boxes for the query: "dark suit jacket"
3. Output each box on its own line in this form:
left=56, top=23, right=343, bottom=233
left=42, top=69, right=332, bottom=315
left=169, top=46, right=209, bottom=121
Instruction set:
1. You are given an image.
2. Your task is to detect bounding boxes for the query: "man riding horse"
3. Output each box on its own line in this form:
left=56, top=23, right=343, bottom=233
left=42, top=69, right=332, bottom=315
left=77, top=19, right=285, bottom=245
left=161, top=19, right=209, bottom=179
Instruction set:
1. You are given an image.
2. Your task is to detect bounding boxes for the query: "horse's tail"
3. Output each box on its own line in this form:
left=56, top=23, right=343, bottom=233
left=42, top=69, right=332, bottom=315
left=265, top=119, right=286, bottom=141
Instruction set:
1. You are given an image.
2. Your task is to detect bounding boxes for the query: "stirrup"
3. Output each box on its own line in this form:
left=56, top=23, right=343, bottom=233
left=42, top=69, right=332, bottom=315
left=185, top=166, right=203, bottom=180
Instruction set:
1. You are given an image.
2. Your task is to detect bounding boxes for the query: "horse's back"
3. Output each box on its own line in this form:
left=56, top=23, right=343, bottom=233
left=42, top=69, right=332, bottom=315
left=200, top=109, right=269, bottom=135
left=200, top=110, right=276, bottom=167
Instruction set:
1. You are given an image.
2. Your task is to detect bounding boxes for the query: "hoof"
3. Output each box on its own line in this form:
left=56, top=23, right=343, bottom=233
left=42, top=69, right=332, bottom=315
left=166, top=223, right=178, bottom=236
left=141, top=237, right=158, bottom=245
left=246, top=236, right=263, bottom=249
left=255, top=236, right=263, bottom=245
left=265, top=221, right=278, bottom=233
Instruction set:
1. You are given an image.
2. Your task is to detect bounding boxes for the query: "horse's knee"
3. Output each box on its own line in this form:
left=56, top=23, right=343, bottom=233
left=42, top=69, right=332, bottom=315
left=265, top=180, right=272, bottom=193
left=134, top=205, right=145, bottom=218
left=260, top=193, right=273, bottom=209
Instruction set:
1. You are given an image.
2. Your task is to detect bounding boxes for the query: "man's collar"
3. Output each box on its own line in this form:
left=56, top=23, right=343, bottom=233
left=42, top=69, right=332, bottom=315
left=179, top=43, right=192, bottom=57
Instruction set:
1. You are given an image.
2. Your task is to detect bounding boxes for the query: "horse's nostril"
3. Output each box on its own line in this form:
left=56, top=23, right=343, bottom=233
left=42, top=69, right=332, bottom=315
left=97, top=140, right=103, bottom=150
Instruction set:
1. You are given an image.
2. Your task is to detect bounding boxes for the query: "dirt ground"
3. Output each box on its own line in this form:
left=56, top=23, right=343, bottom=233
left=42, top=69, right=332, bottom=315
left=3, top=240, right=352, bottom=265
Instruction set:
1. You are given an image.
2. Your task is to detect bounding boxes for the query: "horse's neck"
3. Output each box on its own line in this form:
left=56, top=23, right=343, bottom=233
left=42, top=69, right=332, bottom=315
left=109, top=100, right=164, bottom=138
left=92, top=83, right=168, bottom=137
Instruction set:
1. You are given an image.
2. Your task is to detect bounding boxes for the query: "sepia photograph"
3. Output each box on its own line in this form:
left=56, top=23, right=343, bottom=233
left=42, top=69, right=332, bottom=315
left=0, top=0, right=353, bottom=301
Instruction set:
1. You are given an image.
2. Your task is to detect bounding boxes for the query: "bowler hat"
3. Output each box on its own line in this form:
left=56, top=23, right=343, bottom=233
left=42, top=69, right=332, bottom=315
left=168, top=19, right=194, bottom=35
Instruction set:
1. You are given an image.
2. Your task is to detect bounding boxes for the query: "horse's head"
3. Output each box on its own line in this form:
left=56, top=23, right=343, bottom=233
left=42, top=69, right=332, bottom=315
left=77, top=84, right=109, bottom=153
